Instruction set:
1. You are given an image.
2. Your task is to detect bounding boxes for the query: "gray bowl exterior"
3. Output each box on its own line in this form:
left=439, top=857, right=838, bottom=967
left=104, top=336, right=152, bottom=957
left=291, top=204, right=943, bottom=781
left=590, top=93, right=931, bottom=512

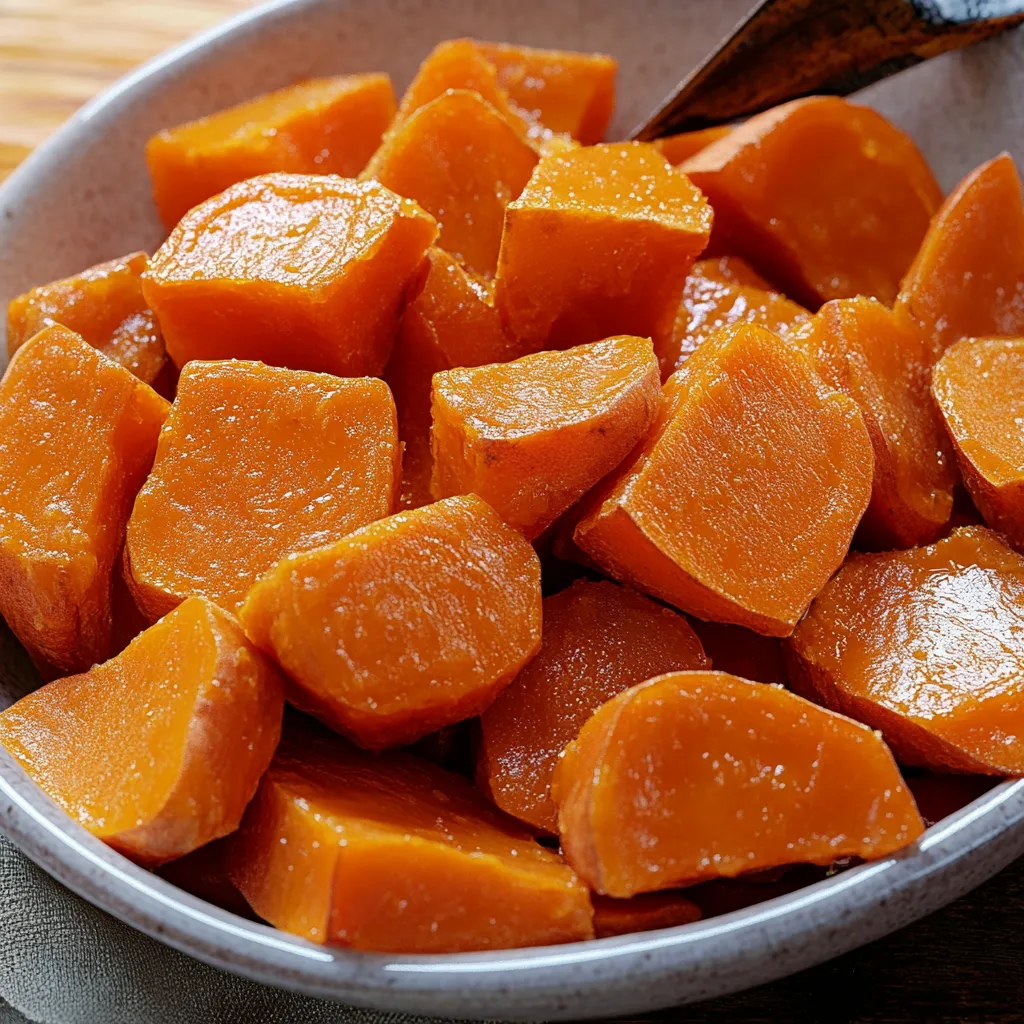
left=1, top=1, right=1023, bottom=1019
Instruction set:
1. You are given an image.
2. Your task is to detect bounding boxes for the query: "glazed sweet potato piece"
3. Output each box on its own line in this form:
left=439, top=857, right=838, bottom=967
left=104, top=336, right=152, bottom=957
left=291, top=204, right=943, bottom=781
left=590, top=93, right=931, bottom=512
left=431, top=336, right=661, bottom=539
left=689, top=620, right=788, bottom=687
left=125, top=360, right=398, bottom=619
left=806, top=297, right=957, bottom=549
left=896, top=154, right=1024, bottom=355
left=932, top=338, right=1024, bottom=545
left=552, top=671, right=923, bottom=897
left=592, top=893, right=702, bottom=938
left=241, top=495, right=542, bottom=750
left=141, top=174, right=437, bottom=377
left=7, top=252, right=166, bottom=385
left=574, top=323, right=874, bottom=637
left=671, top=255, right=810, bottom=370
left=0, top=326, right=168, bottom=673
left=147, top=75, right=396, bottom=229
left=495, top=143, right=713, bottom=374
left=477, top=579, right=709, bottom=833
left=229, top=724, right=593, bottom=951
left=653, top=126, right=732, bottom=166
left=362, top=89, right=537, bottom=276
left=786, top=526, right=1024, bottom=773
left=0, top=597, right=284, bottom=866
left=682, top=97, right=942, bottom=307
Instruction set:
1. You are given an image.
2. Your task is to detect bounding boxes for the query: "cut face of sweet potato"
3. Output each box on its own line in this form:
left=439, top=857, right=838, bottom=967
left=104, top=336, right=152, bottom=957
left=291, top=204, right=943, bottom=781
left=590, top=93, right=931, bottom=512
left=682, top=97, right=942, bottom=308
left=125, top=360, right=398, bottom=619
left=933, top=337, right=1024, bottom=546
left=362, top=89, right=537, bottom=276
left=430, top=336, right=661, bottom=539
left=228, top=725, right=593, bottom=951
left=552, top=671, right=923, bottom=897
left=241, top=495, right=542, bottom=750
left=653, top=126, right=732, bottom=166
left=477, top=579, right=709, bottom=833
left=896, top=154, right=1024, bottom=355
left=7, top=252, right=166, bottom=385
left=689, top=619, right=788, bottom=687
left=806, top=297, right=957, bottom=549
left=592, top=892, right=702, bottom=938
left=142, top=173, right=437, bottom=377
left=146, top=75, right=396, bottom=229
left=574, top=323, right=874, bottom=637
left=0, top=325, right=168, bottom=673
left=786, top=526, right=1024, bottom=773
left=495, top=142, right=713, bottom=373
left=0, top=596, right=284, bottom=866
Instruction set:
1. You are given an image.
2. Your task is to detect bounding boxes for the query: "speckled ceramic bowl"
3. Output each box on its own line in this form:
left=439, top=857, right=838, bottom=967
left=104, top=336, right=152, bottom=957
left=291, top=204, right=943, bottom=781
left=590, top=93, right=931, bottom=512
left=2, top=2, right=1024, bottom=1020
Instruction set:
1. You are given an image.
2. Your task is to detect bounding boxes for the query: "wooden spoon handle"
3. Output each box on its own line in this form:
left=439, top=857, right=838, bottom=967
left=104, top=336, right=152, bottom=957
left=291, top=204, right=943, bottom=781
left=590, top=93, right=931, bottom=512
left=632, top=0, right=1024, bottom=140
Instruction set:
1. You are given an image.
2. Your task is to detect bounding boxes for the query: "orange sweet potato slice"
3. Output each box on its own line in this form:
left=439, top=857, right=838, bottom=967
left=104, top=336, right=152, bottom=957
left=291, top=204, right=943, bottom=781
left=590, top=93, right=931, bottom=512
left=671, top=255, right=810, bottom=370
left=552, top=671, right=923, bottom=897
left=653, top=126, right=732, bottom=166
left=430, top=336, right=661, bottom=539
left=125, top=360, right=397, bottom=619
left=689, top=620, right=788, bottom=687
left=682, top=97, right=942, bottom=307
left=592, top=892, right=702, bottom=938
left=7, top=252, right=166, bottom=385
left=362, top=89, right=538, bottom=276
left=896, top=154, right=1024, bottom=355
left=932, top=337, right=1024, bottom=545
left=147, top=75, right=396, bottom=229
left=495, top=142, right=712, bottom=374
left=0, top=596, right=284, bottom=866
left=241, top=495, right=541, bottom=750
left=477, top=579, right=709, bottom=833
left=786, top=526, right=1024, bottom=774
left=0, top=325, right=168, bottom=674
left=228, top=724, right=593, bottom=951
left=141, top=173, right=437, bottom=377
left=805, top=297, right=957, bottom=549
left=574, top=323, right=874, bottom=637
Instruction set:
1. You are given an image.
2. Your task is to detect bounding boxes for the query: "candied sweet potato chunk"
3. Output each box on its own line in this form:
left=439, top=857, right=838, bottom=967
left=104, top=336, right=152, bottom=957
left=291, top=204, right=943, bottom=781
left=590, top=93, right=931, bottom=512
left=147, top=75, right=396, bottom=229
left=896, top=154, right=1024, bottom=355
left=682, top=97, right=942, bottom=308
left=362, top=89, right=537, bottom=276
left=142, top=174, right=437, bottom=377
left=495, top=142, right=712, bottom=373
left=689, top=620, right=787, bottom=687
left=431, top=336, right=661, bottom=539
left=786, top=526, right=1024, bottom=773
left=552, top=671, right=923, bottom=897
left=933, top=338, right=1024, bottom=545
left=125, top=360, right=398, bottom=619
left=7, top=252, right=166, bottom=385
left=241, top=495, right=542, bottom=750
left=592, top=892, right=701, bottom=938
left=0, top=597, right=284, bottom=866
left=653, top=126, right=732, bottom=166
left=0, top=326, right=168, bottom=673
left=229, top=725, right=593, bottom=951
left=477, top=579, right=708, bottom=833
left=574, top=323, right=874, bottom=637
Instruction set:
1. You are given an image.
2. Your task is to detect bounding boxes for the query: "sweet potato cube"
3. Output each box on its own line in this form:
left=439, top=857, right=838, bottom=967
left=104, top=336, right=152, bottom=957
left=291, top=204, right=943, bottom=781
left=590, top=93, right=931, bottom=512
left=786, top=526, right=1024, bottom=773
left=125, top=360, right=398, bottom=619
left=362, top=89, right=537, bottom=276
left=0, top=326, right=168, bottom=673
left=495, top=142, right=713, bottom=372
left=689, top=620, right=788, bottom=688
left=241, top=495, right=542, bottom=750
left=552, top=671, right=923, bottom=897
left=574, top=323, right=874, bottom=637
left=7, top=252, right=166, bottom=385
left=682, top=97, right=942, bottom=307
left=477, top=579, right=709, bottom=833
left=896, top=154, right=1024, bottom=355
left=228, top=726, right=593, bottom=951
left=141, top=174, right=437, bottom=377
left=0, top=596, right=284, bottom=866
left=146, top=75, right=397, bottom=229
left=592, top=893, right=702, bottom=938
left=431, top=336, right=661, bottom=539
left=653, top=126, right=732, bottom=166
left=932, top=337, right=1024, bottom=545
left=671, top=255, right=810, bottom=370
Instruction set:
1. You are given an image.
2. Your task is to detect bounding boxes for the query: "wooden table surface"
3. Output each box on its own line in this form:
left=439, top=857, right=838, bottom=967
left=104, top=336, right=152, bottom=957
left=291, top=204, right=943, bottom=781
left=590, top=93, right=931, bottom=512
left=3, top=2, right=1024, bottom=1021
